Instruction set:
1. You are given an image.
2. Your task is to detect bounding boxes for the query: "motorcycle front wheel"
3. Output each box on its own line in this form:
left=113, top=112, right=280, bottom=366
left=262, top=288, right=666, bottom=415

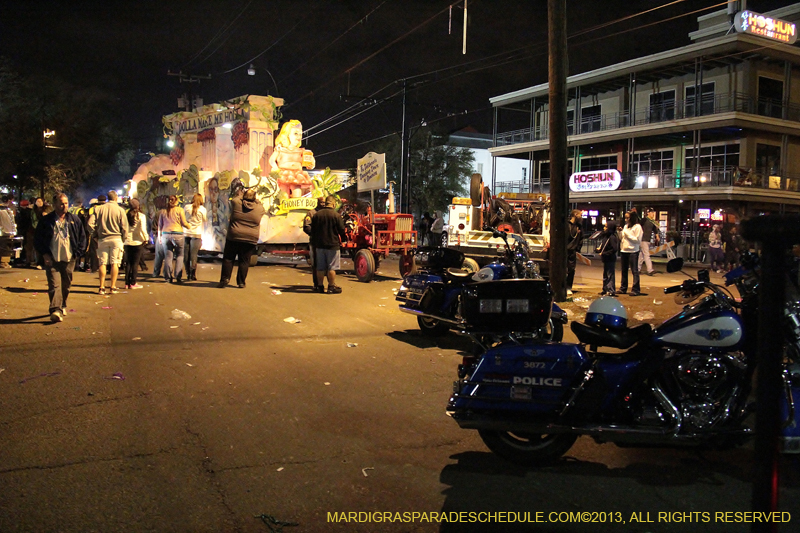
left=478, top=430, right=577, bottom=466
left=417, top=316, right=450, bottom=336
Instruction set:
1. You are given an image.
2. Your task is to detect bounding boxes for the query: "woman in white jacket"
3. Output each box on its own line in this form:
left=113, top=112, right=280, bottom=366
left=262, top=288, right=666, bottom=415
left=184, top=193, right=207, bottom=281
left=123, top=198, right=149, bottom=289
left=619, top=210, right=643, bottom=296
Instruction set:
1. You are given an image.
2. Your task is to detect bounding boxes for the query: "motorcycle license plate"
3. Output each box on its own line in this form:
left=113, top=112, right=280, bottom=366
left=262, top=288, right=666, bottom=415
left=510, top=385, right=532, bottom=400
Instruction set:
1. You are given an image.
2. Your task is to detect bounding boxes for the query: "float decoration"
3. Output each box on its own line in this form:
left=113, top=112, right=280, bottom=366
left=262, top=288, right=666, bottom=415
left=170, top=135, right=184, bottom=166
left=268, top=119, right=315, bottom=198
left=197, top=128, right=215, bottom=142
left=232, top=122, right=249, bottom=150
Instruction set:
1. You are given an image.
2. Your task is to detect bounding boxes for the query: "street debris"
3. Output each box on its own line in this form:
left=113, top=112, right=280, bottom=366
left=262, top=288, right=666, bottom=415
left=653, top=299, right=663, bottom=305
left=19, top=371, right=60, bottom=384
left=362, top=467, right=374, bottom=477
left=102, top=306, right=112, bottom=310
left=192, top=322, right=201, bottom=325
left=132, top=337, right=142, bottom=341
left=104, top=372, right=125, bottom=381
left=186, top=363, right=194, bottom=367
left=634, top=311, right=655, bottom=321
left=573, top=297, right=590, bottom=303
left=283, top=317, right=301, bottom=323
left=170, top=325, right=179, bottom=329
left=255, top=514, right=299, bottom=532
left=277, top=467, right=284, bottom=472
left=272, top=290, right=282, bottom=295
left=201, top=326, right=209, bottom=330
left=346, top=343, right=358, bottom=348
left=171, top=309, right=191, bottom=320
left=324, top=382, right=330, bottom=386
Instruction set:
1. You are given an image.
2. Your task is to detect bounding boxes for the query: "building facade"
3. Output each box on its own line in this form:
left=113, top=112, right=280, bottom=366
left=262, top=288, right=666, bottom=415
left=488, top=3, right=800, bottom=259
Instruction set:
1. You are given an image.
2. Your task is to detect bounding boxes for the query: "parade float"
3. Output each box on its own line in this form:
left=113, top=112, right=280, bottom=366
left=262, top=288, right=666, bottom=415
left=130, top=95, right=341, bottom=259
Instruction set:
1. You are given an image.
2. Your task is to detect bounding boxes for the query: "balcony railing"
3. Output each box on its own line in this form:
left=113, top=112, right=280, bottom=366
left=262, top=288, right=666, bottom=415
left=495, top=92, right=800, bottom=146
left=493, top=166, right=800, bottom=193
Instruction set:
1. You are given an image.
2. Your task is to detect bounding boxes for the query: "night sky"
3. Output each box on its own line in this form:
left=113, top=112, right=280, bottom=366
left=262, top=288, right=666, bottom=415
left=1, top=0, right=791, bottom=169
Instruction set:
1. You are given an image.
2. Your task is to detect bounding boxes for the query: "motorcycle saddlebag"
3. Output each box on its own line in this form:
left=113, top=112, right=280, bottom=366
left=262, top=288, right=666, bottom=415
left=414, top=247, right=465, bottom=270
left=461, top=279, right=553, bottom=333
left=451, top=341, right=589, bottom=415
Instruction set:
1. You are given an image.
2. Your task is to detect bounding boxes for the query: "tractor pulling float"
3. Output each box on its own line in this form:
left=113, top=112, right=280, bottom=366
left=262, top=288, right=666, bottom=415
left=338, top=200, right=417, bottom=283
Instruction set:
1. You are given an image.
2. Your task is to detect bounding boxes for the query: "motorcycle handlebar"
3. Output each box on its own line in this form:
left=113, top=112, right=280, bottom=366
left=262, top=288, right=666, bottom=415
left=664, top=285, right=683, bottom=294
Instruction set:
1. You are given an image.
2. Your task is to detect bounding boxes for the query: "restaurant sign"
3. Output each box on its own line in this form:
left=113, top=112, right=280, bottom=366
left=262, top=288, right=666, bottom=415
left=569, top=169, right=621, bottom=192
left=735, top=11, right=797, bottom=44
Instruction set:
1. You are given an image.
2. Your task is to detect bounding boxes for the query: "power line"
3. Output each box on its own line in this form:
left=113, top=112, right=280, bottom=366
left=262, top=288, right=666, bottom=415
left=278, top=0, right=391, bottom=86
left=306, top=0, right=727, bottom=158
left=290, top=1, right=464, bottom=109
left=180, top=0, right=253, bottom=69
left=303, top=0, right=695, bottom=135
left=220, top=0, right=329, bottom=75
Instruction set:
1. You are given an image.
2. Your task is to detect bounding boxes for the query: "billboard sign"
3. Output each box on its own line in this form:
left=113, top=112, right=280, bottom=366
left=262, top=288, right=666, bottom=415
left=357, top=152, right=387, bottom=192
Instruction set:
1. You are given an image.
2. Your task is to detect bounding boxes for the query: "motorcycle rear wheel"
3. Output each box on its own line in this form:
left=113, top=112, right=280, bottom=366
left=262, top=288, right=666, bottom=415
left=417, top=316, right=450, bottom=336
left=478, top=430, right=577, bottom=466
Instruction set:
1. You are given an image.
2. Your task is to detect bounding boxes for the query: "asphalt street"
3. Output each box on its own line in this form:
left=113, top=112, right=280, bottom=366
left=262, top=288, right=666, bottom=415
left=1, top=257, right=799, bottom=533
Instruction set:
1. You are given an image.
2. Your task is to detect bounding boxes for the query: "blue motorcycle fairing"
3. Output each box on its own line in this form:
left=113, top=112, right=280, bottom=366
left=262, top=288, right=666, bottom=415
left=450, top=341, right=590, bottom=414
left=403, top=272, right=444, bottom=290
left=484, top=262, right=509, bottom=279
left=652, top=307, right=744, bottom=351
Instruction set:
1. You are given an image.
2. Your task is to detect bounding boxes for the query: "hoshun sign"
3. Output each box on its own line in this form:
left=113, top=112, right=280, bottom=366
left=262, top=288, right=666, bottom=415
left=735, top=10, right=797, bottom=44
left=569, top=170, right=621, bottom=193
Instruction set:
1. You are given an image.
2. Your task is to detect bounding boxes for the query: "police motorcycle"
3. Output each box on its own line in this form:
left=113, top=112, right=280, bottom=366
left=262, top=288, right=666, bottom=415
left=396, top=229, right=567, bottom=341
left=447, top=254, right=800, bottom=465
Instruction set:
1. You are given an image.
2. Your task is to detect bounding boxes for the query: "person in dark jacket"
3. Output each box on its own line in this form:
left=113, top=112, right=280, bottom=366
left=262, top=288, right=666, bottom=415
left=566, top=209, right=583, bottom=295
left=596, top=220, right=620, bottom=296
left=218, top=188, right=266, bottom=288
left=310, top=195, right=346, bottom=294
left=34, top=193, right=87, bottom=322
left=302, top=198, right=322, bottom=291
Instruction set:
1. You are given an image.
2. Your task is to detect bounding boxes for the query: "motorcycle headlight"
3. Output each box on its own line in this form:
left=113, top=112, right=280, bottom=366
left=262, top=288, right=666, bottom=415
left=473, top=267, right=495, bottom=282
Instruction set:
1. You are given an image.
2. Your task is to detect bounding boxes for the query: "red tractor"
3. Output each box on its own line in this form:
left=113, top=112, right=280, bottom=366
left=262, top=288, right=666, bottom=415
left=339, top=202, right=417, bottom=282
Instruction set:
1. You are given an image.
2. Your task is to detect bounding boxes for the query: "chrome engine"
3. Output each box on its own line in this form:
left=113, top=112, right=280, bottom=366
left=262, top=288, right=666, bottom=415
left=647, top=350, right=748, bottom=432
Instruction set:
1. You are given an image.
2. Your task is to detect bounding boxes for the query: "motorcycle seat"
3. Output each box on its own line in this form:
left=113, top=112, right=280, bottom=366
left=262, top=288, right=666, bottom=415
left=445, top=267, right=473, bottom=280
left=571, top=321, right=652, bottom=350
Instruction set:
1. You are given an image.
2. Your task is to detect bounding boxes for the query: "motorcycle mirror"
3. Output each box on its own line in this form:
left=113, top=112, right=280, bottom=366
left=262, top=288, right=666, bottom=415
left=666, top=258, right=684, bottom=273
left=492, top=229, right=507, bottom=240
left=697, top=269, right=711, bottom=283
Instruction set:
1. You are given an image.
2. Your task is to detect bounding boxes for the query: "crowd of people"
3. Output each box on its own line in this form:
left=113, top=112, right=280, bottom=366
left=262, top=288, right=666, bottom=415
left=1, top=187, right=352, bottom=322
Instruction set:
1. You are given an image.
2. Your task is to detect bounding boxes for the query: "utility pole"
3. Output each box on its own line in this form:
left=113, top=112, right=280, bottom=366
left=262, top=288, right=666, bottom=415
left=548, top=0, right=569, bottom=301
left=399, top=80, right=409, bottom=214
left=167, top=71, right=211, bottom=112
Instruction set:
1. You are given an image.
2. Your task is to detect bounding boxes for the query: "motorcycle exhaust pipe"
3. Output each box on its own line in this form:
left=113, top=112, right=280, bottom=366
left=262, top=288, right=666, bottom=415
left=398, top=306, right=463, bottom=326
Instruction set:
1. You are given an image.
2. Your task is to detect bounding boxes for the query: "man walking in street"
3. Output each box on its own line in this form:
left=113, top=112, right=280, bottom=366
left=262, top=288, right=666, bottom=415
left=34, top=193, right=87, bottom=322
left=310, top=195, right=346, bottom=294
left=638, top=208, right=660, bottom=276
left=566, top=209, right=583, bottom=296
left=89, top=190, right=128, bottom=294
